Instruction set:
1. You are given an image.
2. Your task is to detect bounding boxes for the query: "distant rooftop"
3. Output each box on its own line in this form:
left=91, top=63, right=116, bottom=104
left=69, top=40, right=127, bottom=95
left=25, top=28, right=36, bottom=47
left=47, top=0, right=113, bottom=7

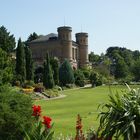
left=30, top=33, right=58, bottom=43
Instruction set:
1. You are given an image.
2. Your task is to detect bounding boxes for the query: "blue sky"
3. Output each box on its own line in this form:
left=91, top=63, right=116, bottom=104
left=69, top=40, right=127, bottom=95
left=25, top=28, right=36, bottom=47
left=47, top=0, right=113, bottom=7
left=0, top=0, right=140, bottom=54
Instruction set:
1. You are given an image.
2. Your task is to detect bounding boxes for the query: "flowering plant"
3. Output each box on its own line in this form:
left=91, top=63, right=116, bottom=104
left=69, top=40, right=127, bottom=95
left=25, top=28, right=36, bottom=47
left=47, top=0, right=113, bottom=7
left=24, top=105, right=54, bottom=140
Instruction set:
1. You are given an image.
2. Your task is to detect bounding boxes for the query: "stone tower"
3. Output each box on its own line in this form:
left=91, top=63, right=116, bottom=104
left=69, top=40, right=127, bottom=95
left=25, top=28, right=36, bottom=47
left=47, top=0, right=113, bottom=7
left=76, top=32, right=88, bottom=68
left=57, top=26, right=72, bottom=61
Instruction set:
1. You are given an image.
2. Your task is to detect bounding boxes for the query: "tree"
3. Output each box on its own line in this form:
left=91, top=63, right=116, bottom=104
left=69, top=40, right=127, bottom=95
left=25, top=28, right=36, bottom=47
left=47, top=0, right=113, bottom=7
left=15, top=38, right=26, bottom=84
left=34, top=66, right=43, bottom=83
left=43, top=53, right=54, bottom=89
left=50, top=57, right=59, bottom=85
left=89, top=51, right=100, bottom=65
left=133, top=50, right=140, bottom=61
left=25, top=46, right=34, bottom=81
left=0, top=48, right=13, bottom=85
left=114, top=57, right=128, bottom=79
left=0, top=26, right=16, bottom=53
left=59, top=59, right=75, bottom=86
left=25, top=32, right=39, bottom=46
left=132, top=58, right=140, bottom=81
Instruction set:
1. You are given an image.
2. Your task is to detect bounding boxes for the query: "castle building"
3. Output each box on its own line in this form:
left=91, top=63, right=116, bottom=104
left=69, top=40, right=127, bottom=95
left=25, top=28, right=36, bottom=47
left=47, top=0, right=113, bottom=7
left=29, top=26, right=88, bottom=68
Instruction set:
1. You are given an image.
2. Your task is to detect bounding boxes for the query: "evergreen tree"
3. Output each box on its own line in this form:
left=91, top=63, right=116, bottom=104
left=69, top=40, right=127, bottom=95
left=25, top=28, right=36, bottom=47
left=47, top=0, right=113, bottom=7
left=15, top=38, right=26, bottom=84
left=0, top=48, right=13, bottom=85
left=0, top=26, right=16, bottom=53
left=43, top=53, right=54, bottom=89
left=24, top=32, right=39, bottom=46
left=25, top=46, right=34, bottom=81
left=50, top=57, right=59, bottom=85
left=59, top=59, right=75, bottom=86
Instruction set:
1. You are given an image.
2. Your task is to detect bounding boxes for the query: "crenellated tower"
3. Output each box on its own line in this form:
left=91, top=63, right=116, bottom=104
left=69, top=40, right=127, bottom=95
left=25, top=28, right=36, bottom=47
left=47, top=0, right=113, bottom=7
left=76, top=32, right=88, bottom=68
left=57, top=26, right=72, bottom=61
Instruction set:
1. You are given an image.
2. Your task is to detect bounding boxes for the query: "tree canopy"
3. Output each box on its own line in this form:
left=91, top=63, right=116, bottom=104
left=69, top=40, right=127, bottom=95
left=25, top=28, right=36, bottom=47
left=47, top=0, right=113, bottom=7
left=0, top=26, right=16, bottom=53
left=15, top=38, right=26, bottom=84
left=0, top=48, right=13, bottom=85
left=59, top=59, right=75, bottom=86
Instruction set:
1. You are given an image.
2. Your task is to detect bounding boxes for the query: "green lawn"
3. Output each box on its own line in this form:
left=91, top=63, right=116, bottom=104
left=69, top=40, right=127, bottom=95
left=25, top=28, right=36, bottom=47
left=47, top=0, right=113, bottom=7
left=34, top=85, right=138, bottom=137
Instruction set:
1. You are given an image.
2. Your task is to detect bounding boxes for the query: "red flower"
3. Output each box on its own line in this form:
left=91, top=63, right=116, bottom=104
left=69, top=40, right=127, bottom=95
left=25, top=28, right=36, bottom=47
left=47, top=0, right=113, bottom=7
left=76, top=124, right=82, bottom=130
left=42, top=116, right=52, bottom=129
left=32, top=105, right=41, bottom=117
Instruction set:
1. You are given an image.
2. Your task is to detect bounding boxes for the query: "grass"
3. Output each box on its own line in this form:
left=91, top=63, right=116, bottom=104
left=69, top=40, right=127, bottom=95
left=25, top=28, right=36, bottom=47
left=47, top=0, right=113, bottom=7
left=34, top=85, right=139, bottom=137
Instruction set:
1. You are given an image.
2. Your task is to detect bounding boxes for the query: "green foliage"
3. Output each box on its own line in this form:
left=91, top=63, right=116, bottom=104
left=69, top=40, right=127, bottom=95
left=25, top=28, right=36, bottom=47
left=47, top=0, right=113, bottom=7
left=99, top=85, right=140, bottom=139
left=105, top=46, right=139, bottom=80
left=114, top=56, right=128, bottom=79
left=15, top=38, right=26, bottom=84
left=0, top=48, right=13, bottom=85
left=25, top=32, right=39, bottom=44
left=74, top=69, right=85, bottom=87
left=50, top=57, right=59, bottom=85
left=34, top=66, right=43, bottom=83
left=90, top=71, right=102, bottom=87
left=81, top=68, right=90, bottom=80
left=59, top=59, right=75, bottom=86
left=0, top=26, right=16, bottom=53
left=89, top=51, right=100, bottom=65
left=132, top=58, right=140, bottom=82
left=25, top=46, right=34, bottom=81
left=24, top=120, right=54, bottom=140
left=0, top=86, right=33, bottom=140
left=43, top=53, right=54, bottom=89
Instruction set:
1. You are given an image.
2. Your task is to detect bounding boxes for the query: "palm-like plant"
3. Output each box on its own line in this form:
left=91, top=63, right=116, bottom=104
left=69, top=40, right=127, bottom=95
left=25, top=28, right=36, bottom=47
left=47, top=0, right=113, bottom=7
left=99, top=85, right=140, bottom=140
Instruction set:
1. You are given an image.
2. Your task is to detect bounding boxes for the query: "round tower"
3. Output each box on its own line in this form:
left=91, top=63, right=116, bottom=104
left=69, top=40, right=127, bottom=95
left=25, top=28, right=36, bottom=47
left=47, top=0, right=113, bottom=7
left=57, top=26, right=72, bottom=61
left=76, top=32, right=88, bottom=68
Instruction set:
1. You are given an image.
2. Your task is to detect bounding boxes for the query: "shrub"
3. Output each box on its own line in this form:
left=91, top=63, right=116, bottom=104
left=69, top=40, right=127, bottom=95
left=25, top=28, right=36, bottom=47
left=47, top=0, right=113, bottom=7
left=90, top=71, right=102, bottom=87
left=59, top=59, right=75, bottom=86
left=74, top=70, right=85, bottom=87
left=34, top=83, right=44, bottom=93
left=0, top=86, right=33, bottom=140
left=99, top=85, right=140, bottom=139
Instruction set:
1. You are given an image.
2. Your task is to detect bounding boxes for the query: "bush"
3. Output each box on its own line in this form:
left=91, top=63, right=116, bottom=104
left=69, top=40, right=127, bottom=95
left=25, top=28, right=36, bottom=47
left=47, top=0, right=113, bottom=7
left=23, top=80, right=34, bottom=88
left=90, top=71, right=102, bottom=87
left=34, top=83, right=44, bottom=93
left=74, top=70, right=85, bottom=87
left=99, top=85, right=140, bottom=139
left=0, top=86, right=33, bottom=140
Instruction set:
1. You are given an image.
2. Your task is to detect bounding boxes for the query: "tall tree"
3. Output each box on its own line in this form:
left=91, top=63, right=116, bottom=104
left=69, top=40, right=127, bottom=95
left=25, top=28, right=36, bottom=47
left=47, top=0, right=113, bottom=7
left=132, top=58, right=140, bottom=81
left=0, top=26, right=16, bottom=53
left=26, top=32, right=38, bottom=43
left=25, top=46, right=34, bottom=81
left=43, top=53, right=54, bottom=89
left=15, top=38, right=26, bottom=84
left=59, top=59, right=75, bottom=86
left=89, top=51, right=100, bottom=65
left=0, top=48, right=13, bottom=85
left=50, top=57, right=59, bottom=85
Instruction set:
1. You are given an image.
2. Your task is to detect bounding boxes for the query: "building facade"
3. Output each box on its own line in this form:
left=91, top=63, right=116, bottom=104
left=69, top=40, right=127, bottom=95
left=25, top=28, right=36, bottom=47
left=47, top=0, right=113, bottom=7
left=29, top=26, right=88, bottom=68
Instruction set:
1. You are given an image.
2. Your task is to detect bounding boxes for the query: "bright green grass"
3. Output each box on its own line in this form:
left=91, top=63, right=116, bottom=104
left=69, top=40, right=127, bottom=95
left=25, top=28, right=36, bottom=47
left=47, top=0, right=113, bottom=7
left=34, top=85, right=139, bottom=137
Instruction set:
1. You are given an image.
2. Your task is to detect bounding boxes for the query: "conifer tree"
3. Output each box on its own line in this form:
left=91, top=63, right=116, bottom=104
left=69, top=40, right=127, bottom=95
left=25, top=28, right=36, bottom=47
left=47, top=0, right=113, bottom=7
left=25, top=46, right=34, bottom=81
left=0, top=26, right=16, bottom=53
left=50, top=57, right=59, bottom=85
left=59, top=59, right=75, bottom=86
left=15, top=38, right=26, bottom=84
left=43, top=53, right=54, bottom=89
